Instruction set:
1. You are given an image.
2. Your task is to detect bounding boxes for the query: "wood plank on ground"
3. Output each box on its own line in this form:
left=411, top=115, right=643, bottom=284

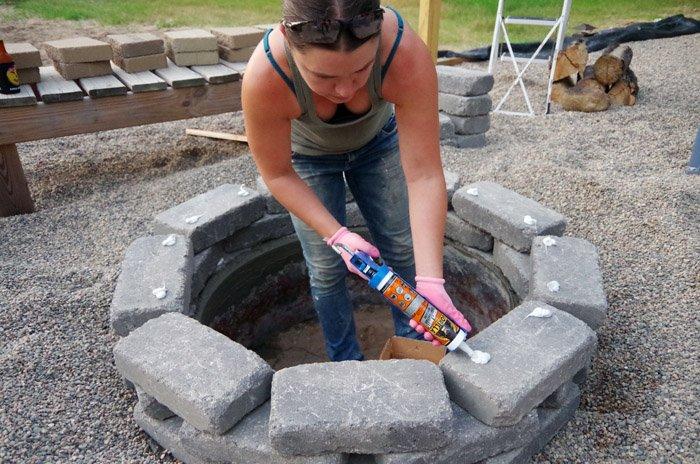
left=190, top=64, right=241, bottom=84
left=0, top=85, right=37, bottom=108
left=79, top=74, right=128, bottom=98
left=111, top=63, right=168, bottom=93
left=36, top=66, right=84, bottom=104
left=153, top=59, right=205, bottom=88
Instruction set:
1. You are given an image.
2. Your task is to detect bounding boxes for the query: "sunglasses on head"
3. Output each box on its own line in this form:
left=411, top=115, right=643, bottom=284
left=282, top=8, right=384, bottom=44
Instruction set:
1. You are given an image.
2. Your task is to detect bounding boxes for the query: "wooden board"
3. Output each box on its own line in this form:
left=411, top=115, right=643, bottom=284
left=220, top=59, right=247, bottom=75
left=0, top=144, right=35, bottom=216
left=111, top=64, right=168, bottom=93
left=418, top=0, right=442, bottom=63
left=190, top=64, right=241, bottom=84
left=0, top=85, right=37, bottom=108
left=153, top=60, right=206, bottom=88
left=78, top=74, right=128, bottom=98
left=36, top=66, right=84, bottom=104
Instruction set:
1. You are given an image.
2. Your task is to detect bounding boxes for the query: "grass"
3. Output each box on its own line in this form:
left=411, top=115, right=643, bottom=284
left=2, top=0, right=698, bottom=48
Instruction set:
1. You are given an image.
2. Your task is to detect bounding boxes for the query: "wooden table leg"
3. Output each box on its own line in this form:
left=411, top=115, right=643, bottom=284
left=0, top=143, right=35, bottom=217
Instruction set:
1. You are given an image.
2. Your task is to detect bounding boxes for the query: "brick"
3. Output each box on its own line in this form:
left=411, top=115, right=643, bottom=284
left=136, top=385, right=175, bottom=420
left=440, top=301, right=595, bottom=426
left=269, top=360, right=452, bottom=455
left=445, top=211, right=493, bottom=252
left=530, top=236, right=608, bottom=330
left=218, top=44, right=257, bottom=62
left=109, top=235, right=193, bottom=336
left=376, top=406, right=538, bottom=464
left=444, top=169, right=461, bottom=208
left=17, top=67, right=40, bottom=85
left=438, top=93, right=491, bottom=116
left=450, top=114, right=490, bottom=135
left=493, top=241, right=530, bottom=299
left=181, top=401, right=345, bottom=464
left=168, top=50, right=219, bottom=66
left=113, top=53, right=167, bottom=73
left=164, top=29, right=217, bottom=53
left=114, top=313, right=274, bottom=435
left=452, top=181, right=568, bottom=252
left=436, top=66, right=494, bottom=96
left=439, top=112, right=455, bottom=139
left=256, top=176, right=287, bottom=214
left=444, top=133, right=487, bottom=149
left=211, top=26, right=265, bottom=49
left=153, top=183, right=266, bottom=253
left=5, top=43, right=42, bottom=69
left=221, top=213, right=294, bottom=254
left=52, top=60, right=112, bottom=80
left=106, top=33, right=164, bottom=58
left=43, top=37, right=111, bottom=63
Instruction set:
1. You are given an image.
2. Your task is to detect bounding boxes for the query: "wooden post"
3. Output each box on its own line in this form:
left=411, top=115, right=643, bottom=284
left=419, top=0, right=441, bottom=63
left=0, top=144, right=35, bottom=217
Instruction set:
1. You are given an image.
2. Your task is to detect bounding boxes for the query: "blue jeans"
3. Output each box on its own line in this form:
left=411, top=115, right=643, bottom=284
left=290, top=115, right=423, bottom=361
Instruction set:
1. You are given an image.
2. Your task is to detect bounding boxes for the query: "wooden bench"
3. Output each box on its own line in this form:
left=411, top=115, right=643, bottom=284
left=0, top=59, right=246, bottom=217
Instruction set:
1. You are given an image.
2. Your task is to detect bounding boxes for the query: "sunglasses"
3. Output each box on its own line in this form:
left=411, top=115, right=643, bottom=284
left=282, top=8, right=384, bottom=44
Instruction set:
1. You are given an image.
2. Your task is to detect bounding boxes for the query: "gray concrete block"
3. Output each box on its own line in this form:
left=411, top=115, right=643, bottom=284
left=444, top=170, right=461, bottom=209
left=106, top=33, right=164, bottom=58
left=541, top=381, right=577, bottom=409
left=493, top=241, right=530, bottom=299
left=438, top=93, right=491, bottom=116
left=445, top=211, right=493, bottom=252
left=113, top=53, right=167, bottom=73
left=191, top=246, right=222, bottom=299
left=110, top=235, right=193, bottom=336
left=168, top=50, right=219, bottom=66
left=348, top=455, right=376, bottom=464
left=256, top=176, right=288, bottom=214
left=181, top=401, right=346, bottom=464
left=218, top=44, right=256, bottom=62
left=114, top=313, right=274, bottom=435
left=439, top=112, right=455, bottom=139
left=376, top=405, right=538, bottom=464
left=136, top=385, right=176, bottom=420
left=530, top=236, right=608, bottom=330
left=444, top=133, right=487, bottom=149
left=450, top=114, right=490, bottom=135
left=436, top=66, right=494, bottom=96
left=269, top=360, right=452, bottom=455
left=52, top=60, right=112, bottom=80
left=43, top=37, right=112, bottom=63
left=452, top=181, right=568, bottom=252
left=211, top=26, right=265, bottom=49
left=440, top=301, right=595, bottom=426
left=153, top=183, right=265, bottom=253
left=164, top=29, right=217, bottom=53
left=221, top=213, right=294, bottom=254
left=573, top=366, right=589, bottom=386
left=17, top=67, right=40, bottom=85
left=5, top=43, right=42, bottom=69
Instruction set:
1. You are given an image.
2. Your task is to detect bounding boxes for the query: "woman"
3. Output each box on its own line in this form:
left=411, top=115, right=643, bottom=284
left=242, top=0, right=472, bottom=362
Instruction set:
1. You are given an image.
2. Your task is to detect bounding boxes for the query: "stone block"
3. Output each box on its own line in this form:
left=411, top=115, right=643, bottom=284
left=164, top=29, right=217, bottom=53
left=440, top=301, right=595, bottom=426
left=269, top=360, right=452, bottom=455
left=113, top=53, right=167, bottom=73
left=211, top=26, right=265, bottom=49
left=168, top=50, right=219, bottom=66
left=452, top=181, right=568, bottom=252
left=17, top=67, right=40, bottom=85
left=256, top=176, right=287, bottom=214
left=439, top=112, right=455, bottom=139
left=191, top=246, right=222, bottom=299
left=221, top=213, right=295, bottom=254
left=218, top=44, right=257, bottom=62
left=52, top=60, right=112, bottom=80
left=376, top=405, right=538, bottom=464
left=530, top=236, right=608, bottom=330
left=180, top=401, right=346, bottom=464
left=110, top=234, right=193, bottom=336
left=493, top=241, right=530, bottom=299
left=43, top=37, right=112, bottom=63
left=444, top=169, right=461, bottom=208
left=444, top=133, right=487, bottom=149
left=348, top=455, right=376, bottom=464
left=541, top=381, right=577, bottom=409
left=450, top=114, right=490, bottom=135
left=436, top=66, right=494, bottom=96
left=114, top=313, right=274, bottom=435
left=106, top=33, right=164, bottom=58
left=438, top=93, right=491, bottom=116
left=153, top=183, right=266, bottom=253
left=6, top=43, right=42, bottom=69
left=136, top=385, right=176, bottom=420
left=445, top=211, right=493, bottom=252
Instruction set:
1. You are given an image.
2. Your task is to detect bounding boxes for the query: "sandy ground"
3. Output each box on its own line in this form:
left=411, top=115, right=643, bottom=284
left=0, top=14, right=698, bottom=464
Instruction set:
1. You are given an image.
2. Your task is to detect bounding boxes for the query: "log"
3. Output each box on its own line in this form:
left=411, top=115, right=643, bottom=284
left=559, top=86, right=610, bottom=112
left=608, top=68, right=639, bottom=106
left=593, top=43, right=632, bottom=86
left=553, top=41, right=588, bottom=82
left=550, top=77, right=574, bottom=104
left=576, top=65, right=606, bottom=93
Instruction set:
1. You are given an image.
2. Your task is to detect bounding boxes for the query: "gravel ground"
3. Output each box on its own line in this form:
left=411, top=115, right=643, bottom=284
left=0, top=16, right=698, bottom=463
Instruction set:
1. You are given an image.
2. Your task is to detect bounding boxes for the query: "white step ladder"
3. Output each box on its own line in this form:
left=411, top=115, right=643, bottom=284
left=488, top=0, right=573, bottom=116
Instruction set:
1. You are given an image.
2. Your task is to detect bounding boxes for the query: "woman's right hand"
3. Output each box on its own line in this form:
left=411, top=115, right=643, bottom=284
left=325, top=226, right=380, bottom=280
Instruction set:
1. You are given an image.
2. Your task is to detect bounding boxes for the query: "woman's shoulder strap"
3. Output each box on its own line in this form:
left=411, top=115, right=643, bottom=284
left=263, top=28, right=296, bottom=94
left=381, top=6, right=405, bottom=80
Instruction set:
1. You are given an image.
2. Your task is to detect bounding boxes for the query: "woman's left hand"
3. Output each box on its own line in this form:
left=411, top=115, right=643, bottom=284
left=409, top=276, right=472, bottom=346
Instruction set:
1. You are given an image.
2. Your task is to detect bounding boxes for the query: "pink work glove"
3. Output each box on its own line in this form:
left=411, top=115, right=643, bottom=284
left=409, top=276, right=473, bottom=346
left=325, top=226, right=380, bottom=280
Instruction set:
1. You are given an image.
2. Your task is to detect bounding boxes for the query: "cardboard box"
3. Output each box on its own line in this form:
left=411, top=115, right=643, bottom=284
left=379, top=336, right=446, bottom=365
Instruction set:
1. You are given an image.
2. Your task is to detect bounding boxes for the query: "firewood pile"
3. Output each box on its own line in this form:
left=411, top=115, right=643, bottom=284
left=551, top=42, right=638, bottom=112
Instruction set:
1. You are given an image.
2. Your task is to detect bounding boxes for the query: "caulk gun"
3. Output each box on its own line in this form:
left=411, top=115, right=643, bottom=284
left=332, top=244, right=490, bottom=364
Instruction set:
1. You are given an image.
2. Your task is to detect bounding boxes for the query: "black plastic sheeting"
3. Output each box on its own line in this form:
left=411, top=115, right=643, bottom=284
left=439, top=14, right=700, bottom=62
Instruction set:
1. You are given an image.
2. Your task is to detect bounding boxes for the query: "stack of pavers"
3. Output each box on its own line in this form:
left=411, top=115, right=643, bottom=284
left=107, top=33, right=167, bottom=73
left=164, top=29, right=219, bottom=66
left=42, top=36, right=112, bottom=79
left=211, top=26, right=265, bottom=63
left=437, top=65, right=494, bottom=149
left=6, top=43, right=42, bottom=85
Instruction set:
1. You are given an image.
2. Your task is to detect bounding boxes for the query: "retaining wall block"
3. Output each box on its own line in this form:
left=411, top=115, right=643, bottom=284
left=136, top=385, right=176, bottom=420
left=541, top=381, right=578, bottom=409
left=493, top=241, right=530, bottom=299
left=439, top=112, right=455, bottom=140
left=110, top=235, right=193, bottom=336
left=446, top=211, right=493, bottom=252
left=438, top=93, right=492, bottom=117
left=450, top=114, right=491, bottom=135
left=153, top=183, right=265, bottom=253
left=440, top=301, right=595, bottom=427
left=444, top=169, right=461, bottom=209
left=530, top=236, right=608, bottom=330
left=114, top=313, right=273, bottom=435
left=269, top=360, right=452, bottom=455
left=221, top=213, right=295, bottom=254
left=453, top=181, right=567, bottom=252
left=436, top=66, right=494, bottom=96
left=191, top=245, right=222, bottom=300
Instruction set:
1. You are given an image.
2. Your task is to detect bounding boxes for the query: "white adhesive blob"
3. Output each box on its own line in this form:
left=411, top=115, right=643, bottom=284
left=237, top=185, right=250, bottom=196
left=152, top=287, right=167, bottom=299
left=161, top=234, right=177, bottom=247
left=470, top=350, right=491, bottom=364
left=466, top=187, right=479, bottom=196
left=547, top=280, right=560, bottom=292
left=542, top=236, right=557, bottom=247
left=528, top=306, right=553, bottom=318
left=523, top=215, right=537, bottom=226
left=185, top=214, right=202, bottom=224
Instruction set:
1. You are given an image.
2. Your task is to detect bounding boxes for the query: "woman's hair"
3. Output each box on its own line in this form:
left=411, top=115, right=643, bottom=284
left=283, top=0, right=381, bottom=51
